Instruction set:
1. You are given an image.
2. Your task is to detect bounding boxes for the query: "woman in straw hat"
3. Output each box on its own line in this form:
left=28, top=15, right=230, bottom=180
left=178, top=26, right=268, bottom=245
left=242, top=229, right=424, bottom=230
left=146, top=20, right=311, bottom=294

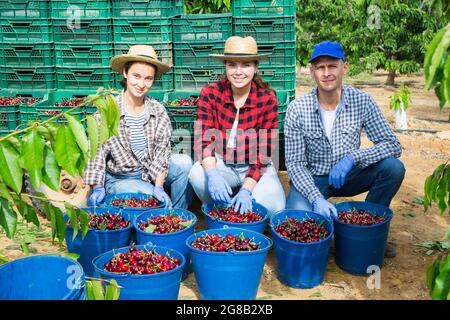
left=189, top=36, right=286, bottom=215
left=84, top=45, right=193, bottom=209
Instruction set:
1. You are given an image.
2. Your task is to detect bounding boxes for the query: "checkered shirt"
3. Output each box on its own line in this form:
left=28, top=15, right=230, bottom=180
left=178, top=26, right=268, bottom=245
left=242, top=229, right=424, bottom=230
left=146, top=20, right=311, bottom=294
left=84, top=92, right=172, bottom=186
left=194, top=79, right=278, bottom=182
left=285, top=85, right=402, bottom=203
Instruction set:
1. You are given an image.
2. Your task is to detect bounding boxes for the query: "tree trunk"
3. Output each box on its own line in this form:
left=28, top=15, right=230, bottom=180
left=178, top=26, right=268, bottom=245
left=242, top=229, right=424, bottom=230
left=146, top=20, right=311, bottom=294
left=386, top=69, right=396, bottom=86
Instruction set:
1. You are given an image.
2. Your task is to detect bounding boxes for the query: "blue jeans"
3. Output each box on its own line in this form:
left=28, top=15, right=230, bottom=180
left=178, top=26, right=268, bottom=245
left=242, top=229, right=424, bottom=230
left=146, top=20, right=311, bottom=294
left=188, top=156, right=286, bottom=215
left=104, top=154, right=194, bottom=209
left=286, top=157, right=405, bottom=210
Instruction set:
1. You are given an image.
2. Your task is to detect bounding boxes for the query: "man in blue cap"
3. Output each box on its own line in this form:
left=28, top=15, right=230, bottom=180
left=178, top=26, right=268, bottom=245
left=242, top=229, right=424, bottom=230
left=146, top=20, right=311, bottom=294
left=284, top=41, right=405, bottom=257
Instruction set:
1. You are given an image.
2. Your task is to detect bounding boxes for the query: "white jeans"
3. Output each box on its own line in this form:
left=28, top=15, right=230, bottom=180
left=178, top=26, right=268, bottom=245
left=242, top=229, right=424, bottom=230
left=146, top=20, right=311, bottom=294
left=188, top=156, right=286, bottom=215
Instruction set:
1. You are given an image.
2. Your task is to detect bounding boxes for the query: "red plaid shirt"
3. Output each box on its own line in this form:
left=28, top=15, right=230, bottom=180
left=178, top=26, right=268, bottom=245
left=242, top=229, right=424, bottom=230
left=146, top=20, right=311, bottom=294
left=194, top=78, right=278, bottom=182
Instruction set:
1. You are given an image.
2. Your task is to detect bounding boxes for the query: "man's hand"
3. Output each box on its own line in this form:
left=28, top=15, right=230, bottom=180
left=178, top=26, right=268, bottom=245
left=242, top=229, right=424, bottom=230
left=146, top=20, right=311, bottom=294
left=312, top=197, right=337, bottom=220
left=87, top=185, right=106, bottom=207
left=206, top=168, right=232, bottom=203
left=329, top=155, right=355, bottom=189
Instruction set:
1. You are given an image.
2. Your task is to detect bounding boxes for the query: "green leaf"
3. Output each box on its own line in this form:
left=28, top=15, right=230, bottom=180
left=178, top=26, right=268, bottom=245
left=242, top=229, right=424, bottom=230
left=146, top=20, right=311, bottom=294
left=145, top=224, right=157, bottom=233
left=20, top=241, right=30, bottom=255
left=0, top=181, right=12, bottom=201
left=44, top=123, right=60, bottom=142
left=105, top=95, right=121, bottom=137
left=239, top=233, right=245, bottom=241
left=180, top=220, right=193, bottom=228
left=0, top=141, right=23, bottom=194
left=432, top=269, right=450, bottom=300
left=64, top=252, right=80, bottom=260
left=427, top=258, right=440, bottom=295
left=6, top=136, right=22, bottom=153
left=65, top=203, right=79, bottom=241
left=35, top=125, right=54, bottom=143
left=53, top=206, right=66, bottom=244
left=436, top=166, right=449, bottom=215
left=65, top=113, right=89, bottom=160
left=14, top=197, right=39, bottom=227
left=105, top=279, right=120, bottom=300
left=79, top=209, right=90, bottom=240
left=0, top=198, right=17, bottom=239
left=86, top=115, right=99, bottom=159
left=54, top=126, right=81, bottom=177
left=426, top=25, right=450, bottom=89
left=42, top=146, right=60, bottom=192
left=91, top=280, right=105, bottom=300
left=19, top=130, right=45, bottom=190
left=99, top=107, right=110, bottom=144
left=85, top=281, right=95, bottom=300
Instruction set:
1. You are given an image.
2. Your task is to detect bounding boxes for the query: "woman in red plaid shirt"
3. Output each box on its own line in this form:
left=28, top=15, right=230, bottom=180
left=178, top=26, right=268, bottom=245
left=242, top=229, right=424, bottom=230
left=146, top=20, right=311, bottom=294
left=189, top=36, right=286, bottom=215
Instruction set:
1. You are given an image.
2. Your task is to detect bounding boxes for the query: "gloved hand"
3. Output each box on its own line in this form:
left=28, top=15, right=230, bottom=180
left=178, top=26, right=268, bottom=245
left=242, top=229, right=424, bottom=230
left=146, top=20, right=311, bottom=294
left=329, top=155, right=355, bottom=189
left=312, top=197, right=337, bottom=220
left=153, top=186, right=172, bottom=209
left=231, top=188, right=253, bottom=215
left=206, top=168, right=232, bottom=203
left=88, top=185, right=105, bottom=207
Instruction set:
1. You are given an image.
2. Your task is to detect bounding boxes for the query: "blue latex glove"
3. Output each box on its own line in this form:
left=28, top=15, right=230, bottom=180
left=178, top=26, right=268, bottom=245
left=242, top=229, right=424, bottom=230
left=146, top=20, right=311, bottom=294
left=312, top=197, right=337, bottom=220
left=87, top=186, right=105, bottom=207
left=231, top=188, right=253, bottom=215
left=206, top=168, right=232, bottom=203
left=329, top=155, right=355, bottom=189
left=153, top=186, right=172, bottom=209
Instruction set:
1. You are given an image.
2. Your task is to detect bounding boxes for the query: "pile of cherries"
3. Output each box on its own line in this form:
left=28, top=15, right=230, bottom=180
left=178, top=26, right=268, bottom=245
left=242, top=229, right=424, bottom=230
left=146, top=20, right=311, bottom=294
left=41, top=110, right=60, bottom=115
left=0, top=96, right=37, bottom=106
left=274, top=217, right=330, bottom=243
left=104, top=246, right=181, bottom=275
left=337, top=208, right=386, bottom=226
left=109, top=197, right=160, bottom=208
left=54, top=97, right=85, bottom=107
left=208, top=207, right=262, bottom=223
left=191, top=233, right=261, bottom=252
left=88, top=212, right=130, bottom=230
left=139, top=214, right=193, bottom=234
left=167, top=97, right=198, bottom=107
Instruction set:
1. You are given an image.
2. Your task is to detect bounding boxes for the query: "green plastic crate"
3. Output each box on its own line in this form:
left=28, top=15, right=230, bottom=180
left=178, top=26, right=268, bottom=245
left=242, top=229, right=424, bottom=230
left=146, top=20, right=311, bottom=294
left=0, top=0, right=49, bottom=19
left=233, top=16, right=296, bottom=43
left=258, top=66, right=296, bottom=91
left=0, top=66, right=55, bottom=90
left=112, top=0, right=184, bottom=18
left=0, top=42, right=54, bottom=66
left=174, top=66, right=223, bottom=91
left=56, top=67, right=115, bottom=90
left=50, top=0, right=111, bottom=19
left=173, top=42, right=225, bottom=67
left=232, top=0, right=296, bottom=16
left=0, top=89, right=51, bottom=110
left=164, top=90, right=198, bottom=134
left=276, top=90, right=295, bottom=132
left=52, top=18, right=112, bottom=43
left=257, top=41, right=296, bottom=66
left=172, top=14, right=232, bottom=43
left=55, top=43, right=113, bottom=67
left=115, top=71, right=174, bottom=92
left=114, top=42, right=173, bottom=67
left=112, top=18, right=172, bottom=43
left=0, top=19, right=51, bottom=43
left=0, top=108, right=20, bottom=135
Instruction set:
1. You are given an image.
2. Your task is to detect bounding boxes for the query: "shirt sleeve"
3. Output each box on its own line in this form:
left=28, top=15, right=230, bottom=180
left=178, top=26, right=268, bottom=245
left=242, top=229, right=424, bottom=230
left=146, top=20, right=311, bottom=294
left=84, top=112, right=107, bottom=186
left=285, top=100, right=323, bottom=204
left=350, top=95, right=402, bottom=167
left=194, top=86, right=220, bottom=162
left=146, top=108, right=172, bottom=182
left=246, top=93, right=278, bottom=182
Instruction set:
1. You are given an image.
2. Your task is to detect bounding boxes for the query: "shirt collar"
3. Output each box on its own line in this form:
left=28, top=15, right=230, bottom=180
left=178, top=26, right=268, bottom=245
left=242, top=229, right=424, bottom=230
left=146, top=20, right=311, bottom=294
left=223, top=79, right=258, bottom=108
left=312, top=85, right=348, bottom=113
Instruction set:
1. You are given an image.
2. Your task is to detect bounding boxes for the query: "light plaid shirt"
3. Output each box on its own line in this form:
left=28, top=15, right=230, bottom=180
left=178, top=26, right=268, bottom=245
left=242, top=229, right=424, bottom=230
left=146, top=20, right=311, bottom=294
left=285, top=85, right=402, bottom=204
left=84, top=92, right=172, bottom=186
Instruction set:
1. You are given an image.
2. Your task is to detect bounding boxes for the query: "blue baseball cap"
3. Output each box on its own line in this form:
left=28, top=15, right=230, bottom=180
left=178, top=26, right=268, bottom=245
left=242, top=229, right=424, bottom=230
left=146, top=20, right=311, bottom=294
left=309, top=41, right=346, bottom=63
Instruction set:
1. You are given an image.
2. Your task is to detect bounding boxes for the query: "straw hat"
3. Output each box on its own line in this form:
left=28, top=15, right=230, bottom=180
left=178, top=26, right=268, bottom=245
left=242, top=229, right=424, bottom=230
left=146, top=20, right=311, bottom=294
left=110, top=44, right=171, bottom=75
left=210, top=36, right=270, bottom=62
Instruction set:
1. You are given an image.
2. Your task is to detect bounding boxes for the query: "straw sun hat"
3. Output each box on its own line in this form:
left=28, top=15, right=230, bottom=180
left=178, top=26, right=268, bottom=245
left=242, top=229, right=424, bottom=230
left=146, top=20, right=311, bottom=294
left=210, top=36, right=270, bottom=62
left=110, top=44, right=171, bottom=75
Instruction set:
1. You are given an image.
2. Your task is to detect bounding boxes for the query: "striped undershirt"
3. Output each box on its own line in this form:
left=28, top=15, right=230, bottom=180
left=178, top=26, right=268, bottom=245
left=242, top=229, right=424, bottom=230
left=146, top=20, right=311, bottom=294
left=124, top=110, right=148, bottom=161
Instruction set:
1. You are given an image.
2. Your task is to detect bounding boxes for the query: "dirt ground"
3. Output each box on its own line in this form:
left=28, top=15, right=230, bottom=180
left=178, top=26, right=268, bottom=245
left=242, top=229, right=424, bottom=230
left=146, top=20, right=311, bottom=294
left=1, top=70, right=449, bottom=300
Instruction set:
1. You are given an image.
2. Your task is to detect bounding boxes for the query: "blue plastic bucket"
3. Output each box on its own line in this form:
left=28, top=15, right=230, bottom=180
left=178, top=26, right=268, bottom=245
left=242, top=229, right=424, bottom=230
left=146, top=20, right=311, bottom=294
left=92, top=245, right=185, bottom=300
left=134, top=209, right=197, bottom=280
left=270, top=210, right=334, bottom=289
left=65, top=206, right=133, bottom=277
left=0, top=255, right=85, bottom=300
left=186, top=227, right=272, bottom=300
left=202, top=200, right=269, bottom=234
left=104, top=193, right=165, bottom=220
left=333, top=201, right=393, bottom=275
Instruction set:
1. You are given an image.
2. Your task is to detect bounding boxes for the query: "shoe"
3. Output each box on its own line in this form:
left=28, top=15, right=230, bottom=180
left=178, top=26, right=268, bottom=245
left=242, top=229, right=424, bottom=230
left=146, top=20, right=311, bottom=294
left=384, top=242, right=397, bottom=258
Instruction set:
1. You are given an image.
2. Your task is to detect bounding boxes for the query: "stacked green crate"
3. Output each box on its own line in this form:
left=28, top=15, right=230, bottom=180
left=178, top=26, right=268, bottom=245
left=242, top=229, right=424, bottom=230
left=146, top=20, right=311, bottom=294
left=112, top=0, right=182, bottom=92
left=51, top=0, right=114, bottom=92
left=232, top=0, right=297, bottom=163
left=0, top=1, right=54, bottom=133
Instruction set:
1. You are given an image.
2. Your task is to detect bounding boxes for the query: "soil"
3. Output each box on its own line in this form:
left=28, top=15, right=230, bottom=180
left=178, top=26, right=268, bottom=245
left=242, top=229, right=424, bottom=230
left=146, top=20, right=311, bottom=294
left=1, top=70, right=449, bottom=300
